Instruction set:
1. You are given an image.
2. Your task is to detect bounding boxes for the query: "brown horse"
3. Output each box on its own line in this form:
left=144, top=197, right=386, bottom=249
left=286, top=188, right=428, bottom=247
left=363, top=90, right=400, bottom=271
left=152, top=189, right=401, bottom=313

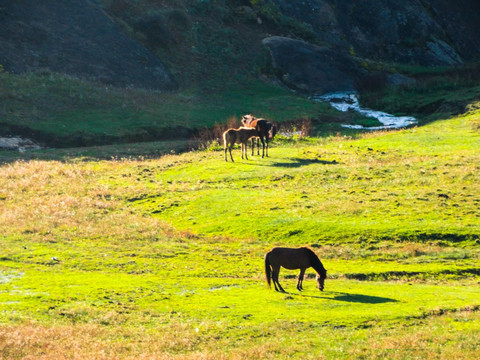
left=241, top=114, right=277, bottom=158
left=222, top=127, right=258, bottom=162
left=264, top=247, right=327, bottom=292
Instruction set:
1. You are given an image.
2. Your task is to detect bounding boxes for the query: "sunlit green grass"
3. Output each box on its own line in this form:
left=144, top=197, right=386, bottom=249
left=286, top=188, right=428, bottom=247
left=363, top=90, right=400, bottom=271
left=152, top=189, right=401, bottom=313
left=135, top=116, right=480, bottom=246
left=1, top=112, right=480, bottom=358
left=2, top=266, right=478, bottom=327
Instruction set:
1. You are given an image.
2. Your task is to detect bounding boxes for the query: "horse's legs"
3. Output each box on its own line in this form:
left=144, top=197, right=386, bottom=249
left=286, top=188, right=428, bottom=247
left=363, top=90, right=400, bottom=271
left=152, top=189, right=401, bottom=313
left=271, top=265, right=279, bottom=291
left=265, top=138, right=269, bottom=157
left=260, top=137, right=266, bottom=158
left=251, top=138, right=255, bottom=156
left=272, top=265, right=285, bottom=292
left=242, top=143, right=248, bottom=160
left=229, top=145, right=234, bottom=162
left=297, top=268, right=305, bottom=291
left=256, top=138, right=260, bottom=156
left=272, top=277, right=280, bottom=292
left=224, top=146, right=228, bottom=162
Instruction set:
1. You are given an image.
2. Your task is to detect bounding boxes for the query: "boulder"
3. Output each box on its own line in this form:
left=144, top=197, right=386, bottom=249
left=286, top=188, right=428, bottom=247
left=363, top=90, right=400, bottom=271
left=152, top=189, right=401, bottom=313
left=387, top=73, right=417, bottom=87
left=262, top=36, right=360, bottom=95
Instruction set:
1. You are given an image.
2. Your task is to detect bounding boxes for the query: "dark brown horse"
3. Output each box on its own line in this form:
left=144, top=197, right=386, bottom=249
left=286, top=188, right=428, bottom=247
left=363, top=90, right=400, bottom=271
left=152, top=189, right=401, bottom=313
left=265, top=247, right=327, bottom=292
left=241, top=114, right=277, bottom=158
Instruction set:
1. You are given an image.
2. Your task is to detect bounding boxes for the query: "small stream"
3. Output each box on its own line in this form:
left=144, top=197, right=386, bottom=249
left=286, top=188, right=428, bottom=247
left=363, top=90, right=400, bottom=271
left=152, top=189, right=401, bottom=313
left=313, top=92, right=417, bottom=130
left=0, top=92, right=415, bottom=150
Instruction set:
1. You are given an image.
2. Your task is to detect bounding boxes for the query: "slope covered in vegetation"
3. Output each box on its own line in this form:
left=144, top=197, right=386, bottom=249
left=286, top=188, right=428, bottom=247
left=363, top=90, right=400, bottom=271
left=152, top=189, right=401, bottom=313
left=3, top=0, right=480, bottom=148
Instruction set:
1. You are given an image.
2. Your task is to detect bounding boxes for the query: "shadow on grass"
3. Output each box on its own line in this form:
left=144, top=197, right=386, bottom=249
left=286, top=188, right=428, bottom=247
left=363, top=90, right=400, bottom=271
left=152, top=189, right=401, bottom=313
left=0, top=140, right=191, bottom=164
left=271, top=158, right=340, bottom=168
left=295, top=291, right=398, bottom=304
left=330, top=291, right=398, bottom=304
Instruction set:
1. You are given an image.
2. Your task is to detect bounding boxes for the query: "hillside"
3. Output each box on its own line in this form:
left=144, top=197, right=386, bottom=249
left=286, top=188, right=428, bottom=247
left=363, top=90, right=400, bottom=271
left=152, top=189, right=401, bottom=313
left=5, top=0, right=480, bottom=85
left=4, top=0, right=480, bottom=88
left=2, top=0, right=480, bottom=148
left=0, top=0, right=177, bottom=90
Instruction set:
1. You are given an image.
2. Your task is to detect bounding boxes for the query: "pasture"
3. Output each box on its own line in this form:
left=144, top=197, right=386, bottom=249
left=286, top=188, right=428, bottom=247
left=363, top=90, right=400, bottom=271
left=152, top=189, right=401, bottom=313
left=1, top=111, right=480, bottom=359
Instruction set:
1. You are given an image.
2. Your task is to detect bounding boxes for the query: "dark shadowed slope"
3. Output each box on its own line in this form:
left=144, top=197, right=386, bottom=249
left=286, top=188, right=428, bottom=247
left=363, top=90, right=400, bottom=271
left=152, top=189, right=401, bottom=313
left=0, top=0, right=177, bottom=90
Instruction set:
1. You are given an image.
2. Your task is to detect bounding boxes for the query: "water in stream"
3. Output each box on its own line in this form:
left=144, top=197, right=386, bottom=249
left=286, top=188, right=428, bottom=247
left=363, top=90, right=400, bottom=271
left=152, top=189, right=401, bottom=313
left=313, top=92, right=417, bottom=130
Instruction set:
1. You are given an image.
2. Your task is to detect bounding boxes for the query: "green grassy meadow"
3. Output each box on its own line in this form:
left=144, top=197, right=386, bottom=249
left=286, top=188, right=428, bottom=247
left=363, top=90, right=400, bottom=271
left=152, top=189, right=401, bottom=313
left=1, top=107, right=480, bottom=358
left=0, top=72, right=333, bottom=147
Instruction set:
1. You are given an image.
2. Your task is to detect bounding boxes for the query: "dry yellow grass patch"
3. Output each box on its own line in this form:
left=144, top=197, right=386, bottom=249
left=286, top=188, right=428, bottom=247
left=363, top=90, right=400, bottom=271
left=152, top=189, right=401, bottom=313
left=0, top=159, right=160, bottom=240
left=0, top=323, right=293, bottom=360
left=0, top=323, right=204, bottom=360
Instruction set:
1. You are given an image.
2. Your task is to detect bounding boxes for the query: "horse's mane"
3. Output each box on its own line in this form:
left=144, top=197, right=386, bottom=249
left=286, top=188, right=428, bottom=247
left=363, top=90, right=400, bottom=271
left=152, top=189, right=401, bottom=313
left=305, top=247, right=326, bottom=276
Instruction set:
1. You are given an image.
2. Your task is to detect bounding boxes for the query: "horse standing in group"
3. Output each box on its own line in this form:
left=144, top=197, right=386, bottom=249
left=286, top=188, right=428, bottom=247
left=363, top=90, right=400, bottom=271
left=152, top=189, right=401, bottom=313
left=222, top=127, right=258, bottom=162
left=264, top=247, right=327, bottom=292
left=241, top=114, right=277, bottom=158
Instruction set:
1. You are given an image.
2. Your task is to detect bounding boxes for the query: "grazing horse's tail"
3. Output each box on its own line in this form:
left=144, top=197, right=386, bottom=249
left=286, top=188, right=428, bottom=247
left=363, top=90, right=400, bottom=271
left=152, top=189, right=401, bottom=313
left=264, top=253, right=272, bottom=287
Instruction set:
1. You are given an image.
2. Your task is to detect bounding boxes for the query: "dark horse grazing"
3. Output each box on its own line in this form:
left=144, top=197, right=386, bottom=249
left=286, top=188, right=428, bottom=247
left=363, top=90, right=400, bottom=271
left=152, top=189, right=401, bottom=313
left=241, top=114, right=277, bottom=158
left=265, top=247, right=327, bottom=292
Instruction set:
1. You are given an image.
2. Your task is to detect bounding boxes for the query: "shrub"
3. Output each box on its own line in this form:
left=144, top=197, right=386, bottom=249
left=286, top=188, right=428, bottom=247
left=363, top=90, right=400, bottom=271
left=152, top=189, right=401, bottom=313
left=191, top=116, right=240, bottom=149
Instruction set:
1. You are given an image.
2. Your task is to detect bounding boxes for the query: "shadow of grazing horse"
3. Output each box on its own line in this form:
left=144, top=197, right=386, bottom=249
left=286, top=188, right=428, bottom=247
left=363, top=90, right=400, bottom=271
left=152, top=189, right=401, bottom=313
left=265, top=247, right=327, bottom=292
left=241, top=114, right=277, bottom=158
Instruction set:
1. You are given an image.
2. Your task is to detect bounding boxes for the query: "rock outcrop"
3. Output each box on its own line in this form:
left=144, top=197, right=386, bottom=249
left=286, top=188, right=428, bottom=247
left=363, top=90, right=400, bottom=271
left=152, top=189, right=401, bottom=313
left=2, top=0, right=480, bottom=94
left=263, top=37, right=360, bottom=94
left=271, top=0, right=480, bottom=66
left=261, top=0, right=480, bottom=94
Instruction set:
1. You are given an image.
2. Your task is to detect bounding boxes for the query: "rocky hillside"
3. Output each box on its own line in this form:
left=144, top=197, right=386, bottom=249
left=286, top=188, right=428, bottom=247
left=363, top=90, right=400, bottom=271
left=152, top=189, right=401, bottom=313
left=0, top=0, right=177, bottom=90
left=272, top=0, right=480, bottom=66
left=2, top=0, right=480, bottom=94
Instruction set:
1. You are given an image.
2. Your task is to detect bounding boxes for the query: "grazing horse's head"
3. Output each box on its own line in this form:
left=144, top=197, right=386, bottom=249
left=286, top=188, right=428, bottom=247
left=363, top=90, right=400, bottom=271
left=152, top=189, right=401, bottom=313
left=316, top=269, right=327, bottom=291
